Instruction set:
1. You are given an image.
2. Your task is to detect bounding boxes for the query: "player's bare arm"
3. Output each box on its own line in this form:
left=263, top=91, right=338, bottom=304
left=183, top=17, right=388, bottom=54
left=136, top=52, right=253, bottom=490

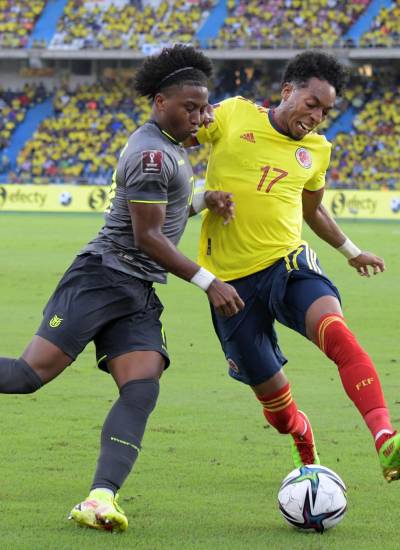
left=302, top=188, right=385, bottom=277
left=129, top=201, right=244, bottom=316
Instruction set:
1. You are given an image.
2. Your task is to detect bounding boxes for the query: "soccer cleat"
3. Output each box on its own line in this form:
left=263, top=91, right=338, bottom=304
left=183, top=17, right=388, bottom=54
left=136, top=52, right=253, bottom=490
left=379, top=432, right=400, bottom=482
left=290, top=411, right=320, bottom=468
left=68, top=489, right=128, bottom=532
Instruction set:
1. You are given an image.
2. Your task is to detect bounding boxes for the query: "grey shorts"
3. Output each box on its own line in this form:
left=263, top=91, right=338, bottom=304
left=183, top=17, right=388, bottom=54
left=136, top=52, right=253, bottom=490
left=37, top=254, right=169, bottom=372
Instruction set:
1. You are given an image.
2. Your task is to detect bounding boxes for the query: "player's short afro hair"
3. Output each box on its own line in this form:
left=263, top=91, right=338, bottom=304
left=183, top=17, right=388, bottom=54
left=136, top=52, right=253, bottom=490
left=134, top=44, right=213, bottom=100
left=282, top=51, right=348, bottom=96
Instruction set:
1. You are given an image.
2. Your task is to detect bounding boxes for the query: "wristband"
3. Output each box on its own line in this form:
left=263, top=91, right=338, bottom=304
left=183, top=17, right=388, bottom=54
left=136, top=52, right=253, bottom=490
left=337, top=238, right=361, bottom=260
left=191, top=191, right=207, bottom=213
left=190, top=267, right=216, bottom=291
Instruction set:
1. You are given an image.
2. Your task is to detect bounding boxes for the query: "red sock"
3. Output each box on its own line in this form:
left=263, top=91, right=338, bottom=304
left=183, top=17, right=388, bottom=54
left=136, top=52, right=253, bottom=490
left=317, top=314, right=394, bottom=450
left=257, top=383, right=306, bottom=436
left=365, top=408, right=396, bottom=451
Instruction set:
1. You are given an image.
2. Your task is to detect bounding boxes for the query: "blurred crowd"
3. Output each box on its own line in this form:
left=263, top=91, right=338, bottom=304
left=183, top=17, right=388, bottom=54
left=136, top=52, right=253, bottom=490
left=13, top=81, right=147, bottom=183
left=49, top=0, right=215, bottom=50
left=2, top=64, right=400, bottom=189
left=0, top=0, right=45, bottom=48
left=360, top=2, right=400, bottom=48
left=1, top=1, right=399, bottom=190
left=328, top=73, right=400, bottom=190
left=2, top=0, right=400, bottom=49
left=211, top=0, right=370, bottom=49
left=0, top=82, right=48, bottom=172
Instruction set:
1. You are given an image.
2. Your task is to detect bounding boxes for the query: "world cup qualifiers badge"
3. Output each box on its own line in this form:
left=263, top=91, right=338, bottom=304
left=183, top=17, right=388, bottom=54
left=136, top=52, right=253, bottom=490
left=142, top=150, right=163, bottom=174
left=295, top=147, right=312, bottom=169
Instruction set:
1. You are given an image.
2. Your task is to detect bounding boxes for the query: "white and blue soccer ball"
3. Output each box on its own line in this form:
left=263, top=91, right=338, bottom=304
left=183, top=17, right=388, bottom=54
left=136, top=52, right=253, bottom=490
left=278, top=465, right=347, bottom=533
left=391, top=197, right=400, bottom=214
left=59, top=191, right=72, bottom=206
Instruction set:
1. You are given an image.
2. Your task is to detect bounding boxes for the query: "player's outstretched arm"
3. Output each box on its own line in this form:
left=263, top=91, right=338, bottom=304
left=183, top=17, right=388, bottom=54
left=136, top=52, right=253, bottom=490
left=129, top=202, right=244, bottom=316
left=190, top=190, right=235, bottom=224
left=302, top=188, right=385, bottom=277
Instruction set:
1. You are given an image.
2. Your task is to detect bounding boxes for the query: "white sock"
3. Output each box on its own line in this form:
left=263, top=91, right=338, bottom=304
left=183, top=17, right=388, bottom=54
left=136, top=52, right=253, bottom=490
left=91, top=487, right=114, bottom=497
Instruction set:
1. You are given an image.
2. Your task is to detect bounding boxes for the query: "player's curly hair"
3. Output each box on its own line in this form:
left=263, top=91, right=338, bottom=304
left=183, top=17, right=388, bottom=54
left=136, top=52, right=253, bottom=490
left=134, top=44, right=213, bottom=99
left=282, top=51, right=348, bottom=96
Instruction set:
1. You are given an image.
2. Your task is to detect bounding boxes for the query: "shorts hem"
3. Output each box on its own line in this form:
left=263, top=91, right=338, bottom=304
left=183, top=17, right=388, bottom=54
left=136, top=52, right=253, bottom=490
left=228, top=362, right=285, bottom=386
left=97, top=346, right=170, bottom=373
left=35, top=331, right=78, bottom=361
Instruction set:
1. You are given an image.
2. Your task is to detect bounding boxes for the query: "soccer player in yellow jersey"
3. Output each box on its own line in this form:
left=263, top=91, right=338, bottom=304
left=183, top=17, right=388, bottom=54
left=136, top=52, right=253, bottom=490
left=194, top=51, right=400, bottom=481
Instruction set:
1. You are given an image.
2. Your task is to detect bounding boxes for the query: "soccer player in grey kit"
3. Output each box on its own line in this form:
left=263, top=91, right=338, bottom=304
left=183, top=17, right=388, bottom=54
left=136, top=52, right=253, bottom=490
left=0, top=45, right=244, bottom=532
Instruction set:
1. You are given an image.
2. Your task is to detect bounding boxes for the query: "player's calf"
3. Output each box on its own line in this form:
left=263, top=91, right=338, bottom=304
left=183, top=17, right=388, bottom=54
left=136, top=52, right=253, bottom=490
left=257, top=384, right=319, bottom=466
left=316, top=314, right=396, bottom=471
left=91, top=378, right=159, bottom=493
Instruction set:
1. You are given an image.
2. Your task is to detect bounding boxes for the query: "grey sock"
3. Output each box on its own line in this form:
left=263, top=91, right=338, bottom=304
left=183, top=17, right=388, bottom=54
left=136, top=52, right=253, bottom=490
left=0, top=357, right=43, bottom=393
left=91, top=378, right=160, bottom=493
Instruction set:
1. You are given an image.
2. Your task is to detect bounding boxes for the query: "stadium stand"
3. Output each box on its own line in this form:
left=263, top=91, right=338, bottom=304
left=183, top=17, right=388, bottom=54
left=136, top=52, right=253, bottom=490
left=210, top=0, right=371, bottom=49
left=360, top=2, right=400, bottom=47
left=0, top=0, right=397, bottom=51
left=28, top=0, right=69, bottom=48
left=0, top=83, right=48, bottom=171
left=0, top=1, right=399, bottom=190
left=328, top=73, right=400, bottom=190
left=48, top=0, right=216, bottom=50
left=13, top=81, right=148, bottom=183
left=0, top=0, right=46, bottom=48
left=0, top=63, right=367, bottom=185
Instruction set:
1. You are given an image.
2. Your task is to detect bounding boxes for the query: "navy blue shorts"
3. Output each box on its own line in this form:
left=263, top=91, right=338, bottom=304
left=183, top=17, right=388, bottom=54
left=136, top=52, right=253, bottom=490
left=211, top=244, right=340, bottom=386
left=37, top=254, right=169, bottom=372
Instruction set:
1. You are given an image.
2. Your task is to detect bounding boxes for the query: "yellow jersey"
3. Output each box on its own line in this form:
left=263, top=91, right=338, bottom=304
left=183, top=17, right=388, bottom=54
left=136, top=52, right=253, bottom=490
left=196, top=96, right=331, bottom=281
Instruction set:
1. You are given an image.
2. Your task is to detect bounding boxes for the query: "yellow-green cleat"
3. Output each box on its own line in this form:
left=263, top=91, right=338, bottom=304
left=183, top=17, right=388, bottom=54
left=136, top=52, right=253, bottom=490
left=69, top=489, right=128, bottom=532
left=290, top=411, right=320, bottom=468
left=379, top=432, right=400, bottom=482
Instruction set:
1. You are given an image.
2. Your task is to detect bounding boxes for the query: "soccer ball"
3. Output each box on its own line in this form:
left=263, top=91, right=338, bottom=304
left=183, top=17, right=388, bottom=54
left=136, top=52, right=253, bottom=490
left=59, top=191, right=72, bottom=206
left=278, top=465, right=347, bottom=533
left=391, top=197, right=400, bottom=213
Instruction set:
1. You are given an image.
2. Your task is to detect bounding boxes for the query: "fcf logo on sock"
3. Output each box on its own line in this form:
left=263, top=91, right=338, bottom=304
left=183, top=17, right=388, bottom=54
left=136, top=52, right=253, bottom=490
left=356, top=377, right=374, bottom=391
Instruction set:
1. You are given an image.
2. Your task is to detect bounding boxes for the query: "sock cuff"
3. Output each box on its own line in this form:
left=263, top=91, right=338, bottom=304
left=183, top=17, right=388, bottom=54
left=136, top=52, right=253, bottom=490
left=20, top=358, right=43, bottom=390
left=257, top=383, right=292, bottom=411
left=119, top=378, right=159, bottom=394
left=375, top=429, right=393, bottom=443
left=316, top=313, right=346, bottom=351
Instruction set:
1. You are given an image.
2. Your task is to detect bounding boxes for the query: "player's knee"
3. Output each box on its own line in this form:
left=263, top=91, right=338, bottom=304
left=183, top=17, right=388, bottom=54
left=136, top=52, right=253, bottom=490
left=119, top=378, right=160, bottom=415
left=316, top=314, right=369, bottom=367
left=0, top=358, right=43, bottom=394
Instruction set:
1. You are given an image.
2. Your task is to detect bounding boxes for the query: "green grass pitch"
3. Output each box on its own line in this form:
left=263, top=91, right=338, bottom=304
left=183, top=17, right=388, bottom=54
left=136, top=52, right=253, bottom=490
left=0, top=213, right=399, bottom=550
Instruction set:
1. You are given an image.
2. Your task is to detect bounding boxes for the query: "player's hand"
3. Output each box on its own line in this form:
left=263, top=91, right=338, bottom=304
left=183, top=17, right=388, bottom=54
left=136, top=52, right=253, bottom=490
left=206, top=279, right=244, bottom=317
left=348, top=252, right=385, bottom=277
left=205, top=191, right=235, bottom=224
left=202, top=103, right=214, bottom=128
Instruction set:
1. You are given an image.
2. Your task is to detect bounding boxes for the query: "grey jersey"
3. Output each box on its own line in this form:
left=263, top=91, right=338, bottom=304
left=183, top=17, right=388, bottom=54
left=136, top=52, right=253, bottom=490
left=80, top=121, right=194, bottom=283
